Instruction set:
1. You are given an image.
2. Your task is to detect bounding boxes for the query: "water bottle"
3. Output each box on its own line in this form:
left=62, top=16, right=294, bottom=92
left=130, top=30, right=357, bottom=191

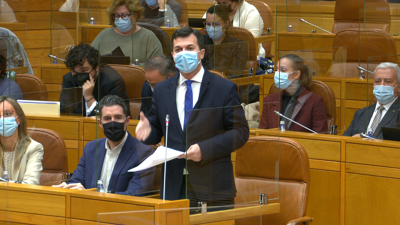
left=134, top=59, right=139, bottom=66
left=359, top=70, right=365, bottom=80
left=97, top=180, right=105, bottom=192
left=166, top=19, right=171, bottom=27
left=3, top=170, right=9, bottom=181
left=90, top=17, right=95, bottom=25
left=280, top=121, right=286, bottom=132
left=288, top=25, right=293, bottom=32
left=52, top=58, right=58, bottom=64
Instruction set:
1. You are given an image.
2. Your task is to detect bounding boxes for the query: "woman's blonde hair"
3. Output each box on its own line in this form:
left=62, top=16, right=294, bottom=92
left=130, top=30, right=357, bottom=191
left=281, top=54, right=312, bottom=89
left=107, top=0, right=144, bottom=26
left=0, top=96, right=31, bottom=175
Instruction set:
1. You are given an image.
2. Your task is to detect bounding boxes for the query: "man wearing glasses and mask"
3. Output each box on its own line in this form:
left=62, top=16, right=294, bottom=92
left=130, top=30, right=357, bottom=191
left=140, top=55, right=176, bottom=118
left=59, top=44, right=130, bottom=117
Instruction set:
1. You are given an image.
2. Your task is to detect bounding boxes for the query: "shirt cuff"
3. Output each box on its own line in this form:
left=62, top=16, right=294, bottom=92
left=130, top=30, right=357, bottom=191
left=159, top=8, right=166, bottom=12
left=85, top=100, right=98, bottom=117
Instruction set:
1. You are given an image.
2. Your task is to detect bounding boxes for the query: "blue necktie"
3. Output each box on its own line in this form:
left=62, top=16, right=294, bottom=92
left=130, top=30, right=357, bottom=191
left=184, top=80, right=194, bottom=130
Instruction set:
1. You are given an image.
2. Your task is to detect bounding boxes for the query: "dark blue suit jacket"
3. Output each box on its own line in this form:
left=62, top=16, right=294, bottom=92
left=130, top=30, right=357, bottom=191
left=343, top=98, right=400, bottom=139
left=68, top=132, right=155, bottom=195
left=139, top=82, right=153, bottom=119
left=144, top=68, right=249, bottom=201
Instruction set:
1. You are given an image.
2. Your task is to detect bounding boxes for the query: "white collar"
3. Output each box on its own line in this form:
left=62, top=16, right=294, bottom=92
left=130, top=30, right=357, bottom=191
left=178, top=66, right=204, bottom=86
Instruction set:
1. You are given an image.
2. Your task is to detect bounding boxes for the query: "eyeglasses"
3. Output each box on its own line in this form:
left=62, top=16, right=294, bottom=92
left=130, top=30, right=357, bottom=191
left=112, top=14, right=131, bottom=20
left=71, top=68, right=94, bottom=75
left=203, top=22, right=225, bottom=27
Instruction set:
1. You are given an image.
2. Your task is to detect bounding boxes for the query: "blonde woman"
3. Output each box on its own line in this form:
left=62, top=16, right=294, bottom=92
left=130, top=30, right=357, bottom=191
left=0, top=96, right=43, bottom=184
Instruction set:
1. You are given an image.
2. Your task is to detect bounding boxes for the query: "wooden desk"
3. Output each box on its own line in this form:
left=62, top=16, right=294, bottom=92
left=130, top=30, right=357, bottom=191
left=254, top=129, right=400, bottom=225
left=0, top=182, right=279, bottom=225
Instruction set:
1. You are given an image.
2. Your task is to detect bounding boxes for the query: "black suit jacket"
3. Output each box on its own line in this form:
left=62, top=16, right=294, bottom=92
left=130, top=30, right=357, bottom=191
left=144, top=68, right=249, bottom=201
left=139, top=81, right=153, bottom=119
left=59, top=65, right=130, bottom=116
left=343, top=98, right=400, bottom=139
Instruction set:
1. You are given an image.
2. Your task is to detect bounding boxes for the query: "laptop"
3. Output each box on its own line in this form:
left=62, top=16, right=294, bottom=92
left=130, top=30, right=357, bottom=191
left=189, top=18, right=206, bottom=28
left=381, top=126, right=400, bottom=141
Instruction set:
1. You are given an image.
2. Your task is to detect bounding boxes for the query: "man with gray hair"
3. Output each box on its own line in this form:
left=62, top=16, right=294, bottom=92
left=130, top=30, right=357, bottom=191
left=140, top=55, right=176, bottom=117
left=343, top=62, right=400, bottom=138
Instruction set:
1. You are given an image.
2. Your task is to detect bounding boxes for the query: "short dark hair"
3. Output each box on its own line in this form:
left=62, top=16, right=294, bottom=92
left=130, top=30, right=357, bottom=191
left=98, top=95, right=129, bottom=119
left=144, top=55, right=176, bottom=77
left=0, top=51, right=6, bottom=77
left=171, top=27, right=204, bottom=50
left=206, top=5, right=230, bottom=23
left=65, top=43, right=99, bottom=70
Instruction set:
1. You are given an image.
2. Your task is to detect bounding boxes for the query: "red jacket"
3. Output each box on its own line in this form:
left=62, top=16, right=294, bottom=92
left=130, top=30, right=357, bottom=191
left=259, top=88, right=329, bottom=134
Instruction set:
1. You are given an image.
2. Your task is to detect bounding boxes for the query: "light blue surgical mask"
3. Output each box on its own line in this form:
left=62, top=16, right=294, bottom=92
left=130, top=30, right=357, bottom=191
left=174, top=51, right=201, bottom=73
left=274, top=71, right=296, bottom=90
left=206, top=25, right=224, bottom=40
left=373, top=84, right=398, bottom=104
left=0, top=116, right=18, bottom=137
left=145, top=0, right=158, bottom=6
left=115, top=18, right=132, bottom=32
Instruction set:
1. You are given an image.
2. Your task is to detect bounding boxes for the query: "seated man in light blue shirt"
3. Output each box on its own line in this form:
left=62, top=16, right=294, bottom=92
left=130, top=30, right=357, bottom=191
left=54, top=95, right=155, bottom=195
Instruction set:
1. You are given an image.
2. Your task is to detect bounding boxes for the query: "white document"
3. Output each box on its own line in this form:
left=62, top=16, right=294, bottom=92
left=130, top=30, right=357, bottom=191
left=128, top=146, right=183, bottom=172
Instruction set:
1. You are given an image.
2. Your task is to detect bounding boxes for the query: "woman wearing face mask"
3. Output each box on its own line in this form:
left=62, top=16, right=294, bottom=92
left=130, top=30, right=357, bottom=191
left=91, top=0, right=163, bottom=66
left=140, top=0, right=180, bottom=27
left=259, top=54, right=328, bottom=133
left=202, top=0, right=264, bottom=57
left=0, top=96, right=44, bottom=184
left=202, top=5, right=247, bottom=76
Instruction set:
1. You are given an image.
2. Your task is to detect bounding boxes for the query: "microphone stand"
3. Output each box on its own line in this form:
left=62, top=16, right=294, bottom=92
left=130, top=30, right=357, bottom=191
left=274, top=110, right=318, bottom=134
left=163, top=114, right=169, bottom=201
left=299, top=18, right=333, bottom=34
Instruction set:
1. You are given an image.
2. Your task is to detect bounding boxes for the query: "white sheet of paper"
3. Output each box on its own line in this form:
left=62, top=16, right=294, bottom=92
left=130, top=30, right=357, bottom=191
left=128, top=146, right=183, bottom=172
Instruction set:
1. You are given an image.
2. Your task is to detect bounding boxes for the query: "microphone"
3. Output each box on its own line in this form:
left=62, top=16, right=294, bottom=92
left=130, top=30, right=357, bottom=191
left=48, top=54, right=66, bottom=62
left=274, top=110, right=318, bottom=134
left=356, top=66, right=374, bottom=74
left=299, top=18, right=333, bottom=34
left=163, top=114, right=170, bottom=201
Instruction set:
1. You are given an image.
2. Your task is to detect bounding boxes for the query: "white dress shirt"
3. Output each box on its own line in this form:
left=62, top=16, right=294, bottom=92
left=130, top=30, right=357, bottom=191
left=100, top=131, right=128, bottom=192
left=85, top=100, right=98, bottom=117
left=367, top=97, right=398, bottom=133
left=176, top=67, right=204, bottom=130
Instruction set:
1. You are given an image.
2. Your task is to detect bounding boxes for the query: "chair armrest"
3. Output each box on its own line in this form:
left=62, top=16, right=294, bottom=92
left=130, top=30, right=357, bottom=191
left=287, top=216, right=313, bottom=225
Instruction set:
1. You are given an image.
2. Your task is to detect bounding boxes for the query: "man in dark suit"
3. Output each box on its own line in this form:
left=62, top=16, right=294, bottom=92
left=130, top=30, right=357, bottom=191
left=59, top=44, right=130, bottom=117
left=136, top=27, right=249, bottom=208
left=53, top=95, right=155, bottom=195
left=140, top=55, right=176, bottom=118
left=344, top=62, right=400, bottom=139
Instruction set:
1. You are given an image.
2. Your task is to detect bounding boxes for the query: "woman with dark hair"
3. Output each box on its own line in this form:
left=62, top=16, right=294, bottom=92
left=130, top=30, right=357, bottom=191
left=202, top=5, right=247, bottom=76
left=259, top=54, right=328, bottom=133
left=0, top=52, right=22, bottom=100
left=0, top=96, right=44, bottom=184
left=91, top=0, right=163, bottom=66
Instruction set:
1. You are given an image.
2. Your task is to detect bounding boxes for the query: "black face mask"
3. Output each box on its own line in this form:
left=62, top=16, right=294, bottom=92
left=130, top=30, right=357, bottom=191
left=102, top=121, right=126, bottom=142
left=73, top=73, right=90, bottom=87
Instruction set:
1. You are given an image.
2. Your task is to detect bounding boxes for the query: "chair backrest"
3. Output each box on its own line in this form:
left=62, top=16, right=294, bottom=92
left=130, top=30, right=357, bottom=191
left=15, top=74, right=48, bottom=101
left=247, top=1, right=274, bottom=58
left=200, top=27, right=257, bottom=62
left=269, top=80, right=336, bottom=128
left=235, top=136, right=310, bottom=225
left=332, top=0, right=390, bottom=33
left=174, top=0, right=189, bottom=27
left=330, top=28, right=397, bottom=78
left=209, top=70, right=228, bottom=79
left=137, top=22, right=172, bottom=56
left=109, top=64, right=146, bottom=119
left=27, top=128, right=68, bottom=186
